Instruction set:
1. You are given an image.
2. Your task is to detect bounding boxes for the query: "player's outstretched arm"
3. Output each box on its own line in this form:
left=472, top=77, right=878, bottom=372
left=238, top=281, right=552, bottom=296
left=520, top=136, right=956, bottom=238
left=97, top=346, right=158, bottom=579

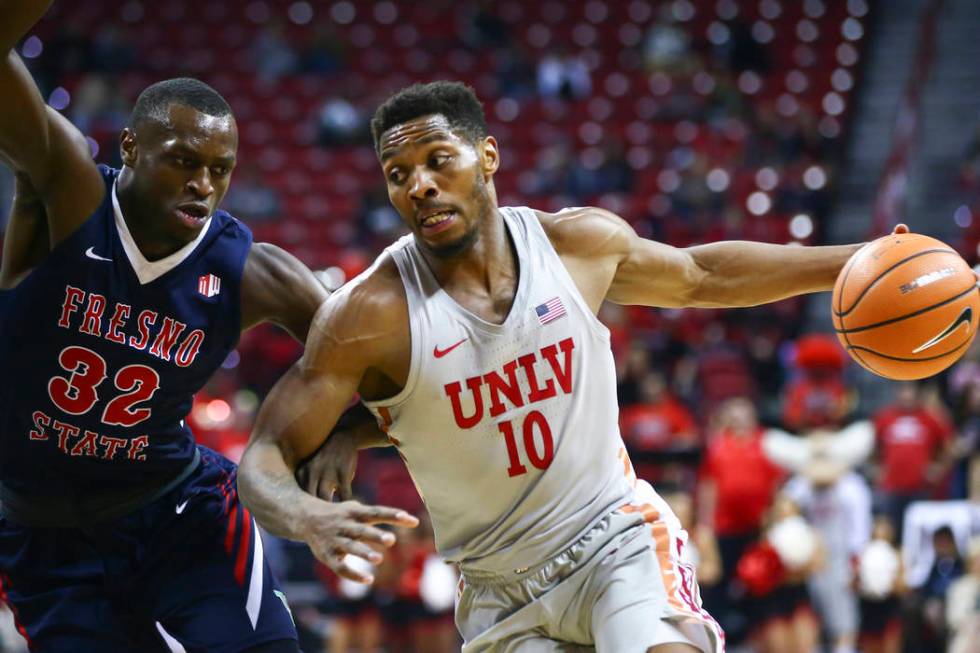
left=0, top=171, right=48, bottom=288
left=238, top=274, right=417, bottom=582
left=0, top=3, right=104, bottom=246
left=546, top=207, right=863, bottom=309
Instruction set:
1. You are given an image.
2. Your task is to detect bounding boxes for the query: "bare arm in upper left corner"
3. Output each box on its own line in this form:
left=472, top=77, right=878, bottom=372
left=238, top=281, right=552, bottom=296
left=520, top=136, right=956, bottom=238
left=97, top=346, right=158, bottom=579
left=0, top=170, right=48, bottom=289
left=240, top=241, right=329, bottom=341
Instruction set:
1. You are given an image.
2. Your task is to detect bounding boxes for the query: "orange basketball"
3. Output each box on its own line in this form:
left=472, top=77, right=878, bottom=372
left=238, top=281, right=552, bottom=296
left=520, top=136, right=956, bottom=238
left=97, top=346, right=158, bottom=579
left=832, top=233, right=980, bottom=380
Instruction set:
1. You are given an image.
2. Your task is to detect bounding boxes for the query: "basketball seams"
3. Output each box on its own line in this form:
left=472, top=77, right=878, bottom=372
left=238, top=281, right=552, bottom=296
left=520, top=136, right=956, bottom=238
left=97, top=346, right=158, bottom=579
left=835, top=239, right=872, bottom=318
left=834, top=283, right=977, bottom=334
left=846, top=346, right=882, bottom=376
left=834, top=247, right=956, bottom=317
left=847, top=336, right=972, bottom=363
left=835, top=240, right=872, bottom=371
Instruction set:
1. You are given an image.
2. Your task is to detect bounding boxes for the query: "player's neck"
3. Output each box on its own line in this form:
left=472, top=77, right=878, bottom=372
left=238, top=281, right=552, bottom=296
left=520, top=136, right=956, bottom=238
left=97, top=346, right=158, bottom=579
left=116, top=174, right=186, bottom=261
left=424, top=208, right=519, bottom=303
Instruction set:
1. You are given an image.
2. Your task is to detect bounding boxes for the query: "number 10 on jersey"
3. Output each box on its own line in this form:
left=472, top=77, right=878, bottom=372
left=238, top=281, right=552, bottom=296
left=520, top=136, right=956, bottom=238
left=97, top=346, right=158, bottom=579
left=498, top=410, right=555, bottom=477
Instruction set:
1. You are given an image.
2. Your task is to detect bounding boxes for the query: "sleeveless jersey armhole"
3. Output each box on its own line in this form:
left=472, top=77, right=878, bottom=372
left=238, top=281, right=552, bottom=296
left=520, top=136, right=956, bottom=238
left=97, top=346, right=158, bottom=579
left=507, top=207, right=611, bottom=343
left=361, top=244, right=425, bottom=412
left=227, top=218, right=254, bottom=351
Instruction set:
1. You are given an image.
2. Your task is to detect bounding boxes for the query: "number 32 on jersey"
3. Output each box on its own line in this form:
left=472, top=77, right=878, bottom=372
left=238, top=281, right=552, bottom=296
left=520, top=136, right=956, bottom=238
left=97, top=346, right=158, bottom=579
left=48, top=345, right=160, bottom=427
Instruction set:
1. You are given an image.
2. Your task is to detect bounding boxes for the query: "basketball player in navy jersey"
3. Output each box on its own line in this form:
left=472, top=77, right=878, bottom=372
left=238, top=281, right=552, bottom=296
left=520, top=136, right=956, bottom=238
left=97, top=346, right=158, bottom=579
left=0, top=4, right=416, bottom=651
left=238, top=82, right=914, bottom=652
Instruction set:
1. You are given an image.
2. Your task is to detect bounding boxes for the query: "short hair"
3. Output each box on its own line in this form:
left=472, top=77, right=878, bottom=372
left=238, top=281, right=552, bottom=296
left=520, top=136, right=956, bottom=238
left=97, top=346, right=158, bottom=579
left=130, top=77, right=232, bottom=128
left=371, top=81, right=487, bottom=153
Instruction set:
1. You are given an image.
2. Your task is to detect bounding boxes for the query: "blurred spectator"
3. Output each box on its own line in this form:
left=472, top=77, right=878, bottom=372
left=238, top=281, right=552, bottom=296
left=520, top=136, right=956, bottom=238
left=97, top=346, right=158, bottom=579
left=744, top=495, right=821, bottom=653
left=317, top=97, right=368, bottom=147
left=536, top=47, right=591, bottom=101
left=700, top=399, right=783, bottom=588
left=902, top=501, right=980, bottom=590
left=781, top=333, right=851, bottom=432
left=252, top=20, right=299, bottom=82
left=643, top=5, right=694, bottom=73
left=301, top=24, right=347, bottom=75
left=461, top=0, right=509, bottom=49
left=858, top=515, right=905, bottom=653
left=90, top=25, right=135, bottom=73
left=37, top=25, right=91, bottom=80
left=620, top=372, right=698, bottom=450
left=617, top=339, right=653, bottom=406
left=905, top=526, right=966, bottom=652
left=695, top=324, right=755, bottom=410
left=355, top=185, right=406, bottom=251
left=70, top=74, right=128, bottom=136
left=375, top=516, right=458, bottom=652
left=315, top=556, right=382, bottom=653
left=662, top=486, right=722, bottom=589
left=565, top=139, right=634, bottom=198
left=491, top=43, right=536, bottom=99
left=725, top=19, right=770, bottom=74
left=947, top=537, right=980, bottom=653
left=524, top=140, right=575, bottom=197
left=950, top=370, right=980, bottom=500
left=873, top=382, right=956, bottom=538
left=957, top=123, right=980, bottom=203
left=620, top=371, right=698, bottom=484
left=784, top=465, right=872, bottom=653
left=949, top=340, right=980, bottom=398
left=220, top=164, right=283, bottom=222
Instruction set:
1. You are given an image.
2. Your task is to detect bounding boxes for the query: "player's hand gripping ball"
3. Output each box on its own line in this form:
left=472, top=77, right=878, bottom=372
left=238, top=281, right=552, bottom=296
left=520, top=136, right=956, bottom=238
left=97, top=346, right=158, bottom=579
left=832, top=225, right=980, bottom=379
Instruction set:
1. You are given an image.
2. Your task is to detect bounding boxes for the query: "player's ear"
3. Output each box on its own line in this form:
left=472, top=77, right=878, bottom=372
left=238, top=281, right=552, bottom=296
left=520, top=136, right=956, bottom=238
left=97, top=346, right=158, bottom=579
left=119, top=128, right=138, bottom=168
left=479, top=136, right=499, bottom=177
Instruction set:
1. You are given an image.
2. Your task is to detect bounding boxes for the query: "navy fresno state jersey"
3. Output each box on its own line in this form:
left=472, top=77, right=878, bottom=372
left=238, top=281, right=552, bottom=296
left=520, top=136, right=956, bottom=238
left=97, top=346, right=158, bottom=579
left=0, top=166, right=251, bottom=495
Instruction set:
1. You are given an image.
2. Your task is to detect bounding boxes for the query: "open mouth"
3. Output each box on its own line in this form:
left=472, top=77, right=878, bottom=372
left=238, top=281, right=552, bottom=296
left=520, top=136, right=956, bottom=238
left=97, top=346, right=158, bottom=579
left=175, top=203, right=210, bottom=227
left=419, top=209, right=457, bottom=235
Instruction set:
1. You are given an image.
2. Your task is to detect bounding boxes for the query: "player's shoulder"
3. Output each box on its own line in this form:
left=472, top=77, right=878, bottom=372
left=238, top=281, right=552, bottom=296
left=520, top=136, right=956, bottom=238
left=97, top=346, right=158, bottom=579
left=242, top=241, right=302, bottom=283
left=334, top=250, right=406, bottom=316
left=532, top=206, right=632, bottom=259
left=312, top=250, right=408, bottom=347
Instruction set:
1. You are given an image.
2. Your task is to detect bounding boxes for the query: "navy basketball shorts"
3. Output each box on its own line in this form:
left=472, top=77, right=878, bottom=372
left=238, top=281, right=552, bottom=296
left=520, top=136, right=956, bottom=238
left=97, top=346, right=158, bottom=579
left=0, top=447, right=298, bottom=652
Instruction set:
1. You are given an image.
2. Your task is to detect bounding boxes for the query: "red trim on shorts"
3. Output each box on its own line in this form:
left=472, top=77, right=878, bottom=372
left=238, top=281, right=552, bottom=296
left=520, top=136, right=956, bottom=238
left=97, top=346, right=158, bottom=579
left=631, top=503, right=725, bottom=649
left=225, top=503, right=239, bottom=555
left=234, top=513, right=252, bottom=586
left=0, top=572, right=33, bottom=649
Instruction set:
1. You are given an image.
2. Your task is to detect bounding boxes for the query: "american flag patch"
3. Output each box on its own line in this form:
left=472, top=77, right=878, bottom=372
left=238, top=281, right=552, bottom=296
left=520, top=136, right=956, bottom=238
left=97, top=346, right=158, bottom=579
left=535, top=297, right=566, bottom=325
left=198, top=273, right=221, bottom=298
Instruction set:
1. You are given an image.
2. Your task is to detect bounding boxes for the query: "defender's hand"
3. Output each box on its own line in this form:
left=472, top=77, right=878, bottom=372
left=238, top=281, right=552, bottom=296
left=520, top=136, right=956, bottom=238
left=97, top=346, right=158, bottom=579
left=301, top=499, right=418, bottom=584
left=296, top=429, right=359, bottom=501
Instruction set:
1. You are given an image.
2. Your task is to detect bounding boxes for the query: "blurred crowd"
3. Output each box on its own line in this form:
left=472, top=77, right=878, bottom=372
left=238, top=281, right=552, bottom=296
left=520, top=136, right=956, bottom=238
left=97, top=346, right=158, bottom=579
left=6, top=1, right=980, bottom=652
left=955, top=122, right=980, bottom=266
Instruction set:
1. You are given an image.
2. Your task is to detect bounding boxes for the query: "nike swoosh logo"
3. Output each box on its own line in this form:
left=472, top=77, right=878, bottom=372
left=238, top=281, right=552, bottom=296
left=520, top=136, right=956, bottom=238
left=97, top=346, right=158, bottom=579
left=175, top=500, right=189, bottom=514
left=434, top=338, right=468, bottom=358
left=85, top=246, right=112, bottom=262
left=912, top=306, right=973, bottom=353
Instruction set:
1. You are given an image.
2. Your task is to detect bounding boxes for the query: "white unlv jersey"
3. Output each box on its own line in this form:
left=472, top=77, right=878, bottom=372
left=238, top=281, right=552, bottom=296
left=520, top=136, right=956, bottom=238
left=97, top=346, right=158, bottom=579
left=364, top=207, right=637, bottom=573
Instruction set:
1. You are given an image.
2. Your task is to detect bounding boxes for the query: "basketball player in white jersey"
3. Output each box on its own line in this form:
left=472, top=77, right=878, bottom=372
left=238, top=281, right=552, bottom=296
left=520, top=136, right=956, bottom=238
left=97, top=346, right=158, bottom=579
left=238, top=81, right=878, bottom=652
